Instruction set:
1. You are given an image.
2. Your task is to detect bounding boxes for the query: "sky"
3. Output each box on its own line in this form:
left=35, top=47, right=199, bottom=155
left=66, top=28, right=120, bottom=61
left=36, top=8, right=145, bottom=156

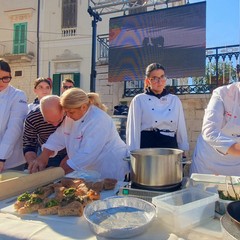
left=189, top=0, right=240, bottom=48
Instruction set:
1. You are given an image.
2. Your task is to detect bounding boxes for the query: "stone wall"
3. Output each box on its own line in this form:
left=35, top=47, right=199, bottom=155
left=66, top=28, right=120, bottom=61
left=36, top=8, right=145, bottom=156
left=96, top=64, right=211, bottom=159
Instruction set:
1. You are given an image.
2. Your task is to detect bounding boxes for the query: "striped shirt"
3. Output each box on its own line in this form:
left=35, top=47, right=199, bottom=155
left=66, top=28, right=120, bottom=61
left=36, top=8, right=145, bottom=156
left=23, top=107, right=66, bottom=156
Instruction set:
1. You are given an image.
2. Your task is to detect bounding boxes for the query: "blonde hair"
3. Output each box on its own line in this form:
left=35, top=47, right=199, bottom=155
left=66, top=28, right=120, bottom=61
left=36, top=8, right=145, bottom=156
left=60, top=88, right=107, bottom=112
left=88, top=92, right=108, bottom=112
left=60, top=88, right=89, bottom=109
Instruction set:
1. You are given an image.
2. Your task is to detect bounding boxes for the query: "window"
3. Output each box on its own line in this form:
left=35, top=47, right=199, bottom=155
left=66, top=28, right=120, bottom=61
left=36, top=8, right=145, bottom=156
left=62, top=0, right=77, bottom=29
left=15, top=71, right=22, bottom=77
left=13, top=23, right=27, bottom=54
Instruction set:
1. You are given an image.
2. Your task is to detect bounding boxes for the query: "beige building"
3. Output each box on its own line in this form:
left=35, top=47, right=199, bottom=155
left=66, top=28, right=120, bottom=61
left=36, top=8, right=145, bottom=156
left=0, top=0, right=186, bottom=107
left=0, top=0, right=38, bottom=101
left=1, top=0, right=205, bottom=158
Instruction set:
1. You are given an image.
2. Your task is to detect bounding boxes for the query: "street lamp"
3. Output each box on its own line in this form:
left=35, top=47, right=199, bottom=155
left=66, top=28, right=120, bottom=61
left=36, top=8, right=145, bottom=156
left=88, top=6, right=102, bottom=92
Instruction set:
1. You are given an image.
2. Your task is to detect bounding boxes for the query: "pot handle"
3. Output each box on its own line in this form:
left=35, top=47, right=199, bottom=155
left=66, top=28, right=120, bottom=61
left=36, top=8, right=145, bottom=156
left=180, top=157, right=192, bottom=165
left=123, top=157, right=131, bottom=161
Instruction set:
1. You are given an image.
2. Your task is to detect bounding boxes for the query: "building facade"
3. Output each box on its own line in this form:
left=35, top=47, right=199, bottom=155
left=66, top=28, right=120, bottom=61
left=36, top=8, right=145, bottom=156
left=0, top=0, right=185, bottom=105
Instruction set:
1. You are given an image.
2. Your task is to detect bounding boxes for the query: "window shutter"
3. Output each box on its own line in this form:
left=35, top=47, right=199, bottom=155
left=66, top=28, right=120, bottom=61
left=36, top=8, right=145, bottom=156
left=52, top=74, right=61, bottom=95
left=19, top=23, right=27, bottom=53
left=13, top=24, right=20, bottom=54
left=73, top=73, right=80, bottom=87
left=13, top=23, right=27, bottom=54
left=62, top=0, right=77, bottom=28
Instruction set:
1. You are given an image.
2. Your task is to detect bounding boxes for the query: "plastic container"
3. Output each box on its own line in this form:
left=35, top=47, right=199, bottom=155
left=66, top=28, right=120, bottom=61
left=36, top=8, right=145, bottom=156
left=152, top=187, right=219, bottom=233
left=190, top=173, right=240, bottom=186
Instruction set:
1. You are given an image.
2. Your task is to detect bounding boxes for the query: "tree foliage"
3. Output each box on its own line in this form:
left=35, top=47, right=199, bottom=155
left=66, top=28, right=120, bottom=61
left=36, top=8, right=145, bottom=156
left=192, top=61, right=237, bottom=85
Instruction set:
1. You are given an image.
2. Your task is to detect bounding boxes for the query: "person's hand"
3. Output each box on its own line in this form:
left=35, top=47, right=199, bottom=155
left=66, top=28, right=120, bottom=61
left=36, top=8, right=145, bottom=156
left=60, top=158, right=74, bottom=174
left=0, top=162, right=4, bottom=172
left=28, top=156, right=48, bottom=173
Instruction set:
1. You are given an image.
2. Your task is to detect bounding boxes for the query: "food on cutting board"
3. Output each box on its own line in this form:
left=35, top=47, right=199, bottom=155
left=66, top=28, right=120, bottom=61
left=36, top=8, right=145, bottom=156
left=14, top=177, right=117, bottom=217
left=103, top=178, right=118, bottom=190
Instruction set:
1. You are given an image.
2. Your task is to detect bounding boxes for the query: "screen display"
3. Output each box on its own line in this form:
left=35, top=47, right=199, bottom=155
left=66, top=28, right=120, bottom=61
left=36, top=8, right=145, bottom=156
left=108, top=2, right=206, bottom=82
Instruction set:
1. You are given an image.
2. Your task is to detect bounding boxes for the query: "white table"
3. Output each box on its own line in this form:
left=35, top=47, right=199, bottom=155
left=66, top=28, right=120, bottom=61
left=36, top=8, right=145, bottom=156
left=0, top=212, right=223, bottom=240
left=0, top=179, right=224, bottom=240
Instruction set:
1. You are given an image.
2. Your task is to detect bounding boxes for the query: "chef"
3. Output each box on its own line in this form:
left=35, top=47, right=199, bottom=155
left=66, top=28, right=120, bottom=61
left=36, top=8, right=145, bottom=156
left=191, top=82, right=240, bottom=176
left=29, top=88, right=130, bottom=181
left=0, top=59, right=28, bottom=172
left=126, top=63, right=189, bottom=153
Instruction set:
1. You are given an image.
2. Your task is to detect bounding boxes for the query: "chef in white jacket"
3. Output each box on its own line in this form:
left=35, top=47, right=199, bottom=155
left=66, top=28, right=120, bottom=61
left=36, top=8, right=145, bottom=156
left=190, top=82, right=240, bottom=176
left=126, top=63, right=189, bottom=153
left=0, top=59, right=28, bottom=172
left=29, top=89, right=130, bottom=181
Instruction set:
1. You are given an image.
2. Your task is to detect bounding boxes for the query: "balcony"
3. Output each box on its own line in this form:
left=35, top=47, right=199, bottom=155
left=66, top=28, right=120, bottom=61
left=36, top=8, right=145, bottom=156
left=0, top=39, right=35, bottom=63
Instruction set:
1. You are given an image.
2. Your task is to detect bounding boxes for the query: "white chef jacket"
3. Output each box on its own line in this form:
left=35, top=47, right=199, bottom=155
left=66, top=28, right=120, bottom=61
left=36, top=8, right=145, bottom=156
left=43, top=105, right=130, bottom=180
left=190, top=83, right=240, bottom=176
left=126, top=92, right=189, bottom=151
left=0, top=85, right=28, bottom=169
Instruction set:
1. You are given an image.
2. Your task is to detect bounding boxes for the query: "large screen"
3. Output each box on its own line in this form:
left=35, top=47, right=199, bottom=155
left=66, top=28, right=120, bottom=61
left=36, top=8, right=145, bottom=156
left=108, top=2, right=206, bottom=82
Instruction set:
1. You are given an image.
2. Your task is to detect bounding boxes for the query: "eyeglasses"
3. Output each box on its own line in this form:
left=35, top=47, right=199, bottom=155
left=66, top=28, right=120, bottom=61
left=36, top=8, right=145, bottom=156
left=63, top=86, right=73, bottom=90
left=149, top=75, right=167, bottom=83
left=0, top=76, right=12, bottom=83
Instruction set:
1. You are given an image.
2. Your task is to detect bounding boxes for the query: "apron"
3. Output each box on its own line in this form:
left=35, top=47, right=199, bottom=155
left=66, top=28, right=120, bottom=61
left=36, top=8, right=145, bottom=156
left=140, top=129, right=178, bottom=149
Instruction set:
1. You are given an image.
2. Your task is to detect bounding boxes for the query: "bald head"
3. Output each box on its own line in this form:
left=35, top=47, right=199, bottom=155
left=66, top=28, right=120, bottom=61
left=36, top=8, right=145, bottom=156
left=40, top=95, right=64, bottom=126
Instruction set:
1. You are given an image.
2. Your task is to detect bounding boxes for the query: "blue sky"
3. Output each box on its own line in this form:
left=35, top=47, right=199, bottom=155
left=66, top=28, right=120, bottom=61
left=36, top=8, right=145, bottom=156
left=189, top=0, right=240, bottom=47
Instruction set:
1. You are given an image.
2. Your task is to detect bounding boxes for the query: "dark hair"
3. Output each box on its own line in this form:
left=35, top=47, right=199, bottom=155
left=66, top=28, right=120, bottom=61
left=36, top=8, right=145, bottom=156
left=62, top=78, right=74, bottom=85
left=0, top=59, right=11, bottom=73
left=144, top=63, right=165, bottom=90
left=145, top=63, right=165, bottom=77
left=34, top=77, right=52, bottom=89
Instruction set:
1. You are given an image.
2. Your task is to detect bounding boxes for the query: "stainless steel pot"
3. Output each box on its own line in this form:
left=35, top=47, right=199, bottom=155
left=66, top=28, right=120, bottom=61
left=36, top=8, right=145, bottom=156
left=126, top=148, right=186, bottom=187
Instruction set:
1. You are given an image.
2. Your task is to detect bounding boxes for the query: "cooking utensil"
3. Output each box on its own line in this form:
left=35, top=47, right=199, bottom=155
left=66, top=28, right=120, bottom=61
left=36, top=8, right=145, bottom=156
left=125, top=148, right=189, bottom=187
left=0, top=167, right=65, bottom=200
left=83, top=196, right=156, bottom=239
left=220, top=214, right=240, bottom=240
left=226, top=200, right=240, bottom=229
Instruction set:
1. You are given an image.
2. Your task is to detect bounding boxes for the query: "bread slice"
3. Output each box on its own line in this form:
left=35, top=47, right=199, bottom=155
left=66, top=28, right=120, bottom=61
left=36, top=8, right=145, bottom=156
left=18, top=196, right=43, bottom=214
left=14, top=192, right=31, bottom=210
left=103, top=178, right=118, bottom=190
left=58, top=201, right=83, bottom=216
left=38, top=205, right=59, bottom=215
left=38, top=199, right=59, bottom=215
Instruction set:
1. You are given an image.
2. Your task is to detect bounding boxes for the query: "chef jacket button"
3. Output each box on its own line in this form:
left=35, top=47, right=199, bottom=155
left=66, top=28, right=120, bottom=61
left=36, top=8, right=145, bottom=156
left=152, top=108, right=154, bottom=110
left=171, top=120, right=173, bottom=122
left=149, top=99, right=151, bottom=101
left=169, top=109, right=171, bottom=111
left=155, top=121, right=157, bottom=123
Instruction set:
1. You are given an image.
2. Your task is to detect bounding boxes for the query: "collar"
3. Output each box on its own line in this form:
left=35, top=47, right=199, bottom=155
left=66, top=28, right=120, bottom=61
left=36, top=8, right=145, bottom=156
left=145, top=88, right=169, bottom=99
left=33, top=98, right=40, bottom=104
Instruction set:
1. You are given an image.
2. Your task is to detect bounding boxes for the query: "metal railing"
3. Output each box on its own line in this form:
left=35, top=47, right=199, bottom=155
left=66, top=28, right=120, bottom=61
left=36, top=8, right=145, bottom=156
left=0, top=39, right=35, bottom=56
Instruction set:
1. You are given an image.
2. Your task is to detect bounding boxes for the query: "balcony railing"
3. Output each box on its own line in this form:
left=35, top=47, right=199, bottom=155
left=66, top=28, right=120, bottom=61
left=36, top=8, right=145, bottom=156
left=97, top=35, right=240, bottom=96
left=0, top=39, right=35, bottom=62
left=123, top=82, right=219, bottom=97
left=62, top=27, right=77, bottom=37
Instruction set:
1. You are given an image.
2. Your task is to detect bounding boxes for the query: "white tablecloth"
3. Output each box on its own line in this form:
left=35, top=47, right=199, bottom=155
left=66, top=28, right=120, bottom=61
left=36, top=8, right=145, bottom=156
left=0, top=180, right=224, bottom=240
left=0, top=212, right=223, bottom=240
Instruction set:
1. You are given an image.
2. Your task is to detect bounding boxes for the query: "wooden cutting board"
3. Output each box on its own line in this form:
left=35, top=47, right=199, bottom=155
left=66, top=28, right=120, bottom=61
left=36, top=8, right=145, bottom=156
left=0, top=167, right=65, bottom=201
